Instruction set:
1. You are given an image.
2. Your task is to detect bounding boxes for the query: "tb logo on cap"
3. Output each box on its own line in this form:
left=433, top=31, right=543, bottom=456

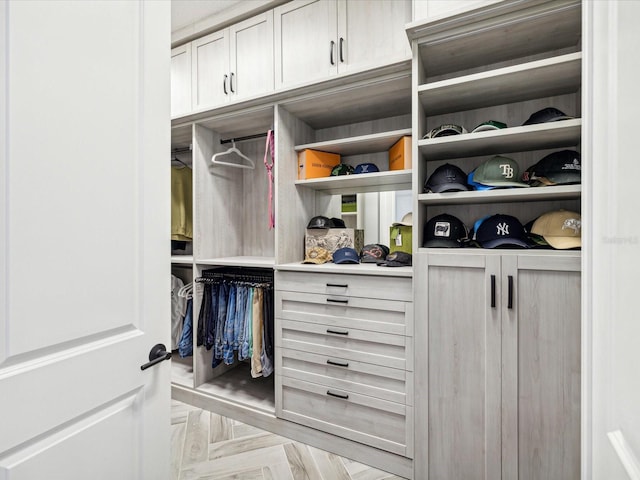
left=500, top=164, right=514, bottom=179
left=496, top=222, right=510, bottom=235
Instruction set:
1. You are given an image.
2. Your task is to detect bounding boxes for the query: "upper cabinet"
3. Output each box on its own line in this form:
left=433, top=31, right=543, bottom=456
left=274, top=0, right=411, bottom=89
left=171, top=44, right=192, bottom=117
left=191, top=12, right=274, bottom=112
left=412, top=0, right=501, bottom=22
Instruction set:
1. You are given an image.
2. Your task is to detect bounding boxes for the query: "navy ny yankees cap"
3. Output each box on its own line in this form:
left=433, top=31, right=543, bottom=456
left=475, top=214, right=529, bottom=249
left=424, top=163, right=470, bottom=193
left=423, top=214, right=468, bottom=248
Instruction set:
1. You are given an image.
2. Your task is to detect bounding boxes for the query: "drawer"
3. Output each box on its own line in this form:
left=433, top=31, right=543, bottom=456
left=278, top=376, right=413, bottom=457
left=276, top=271, right=412, bottom=302
left=278, top=318, right=410, bottom=370
left=276, top=290, right=412, bottom=336
left=278, top=347, right=413, bottom=405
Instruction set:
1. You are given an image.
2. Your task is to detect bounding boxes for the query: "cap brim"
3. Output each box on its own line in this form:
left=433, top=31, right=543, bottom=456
left=302, top=257, right=330, bottom=264
left=480, top=181, right=530, bottom=188
left=333, top=258, right=359, bottom=264
left=523, top=115, right=574, bottom=125
left=480, top=238, right=530, bottom=249
left=377, top=261, right=411, bottom=267
left=423, top=239, right=463, bottom=248
left=546, top=173, right=581, bottom=184
left=544, top=236, right=581, bottom=249
left=427, top=183, right=470, bottom=193
left=471, top=125, right=502, bottom=133
left=360, top=256, right=385, bottom=263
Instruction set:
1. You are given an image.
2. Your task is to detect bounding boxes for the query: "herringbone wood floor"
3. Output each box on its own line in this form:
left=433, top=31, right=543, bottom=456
left=171, top=399, right=405, bottom=480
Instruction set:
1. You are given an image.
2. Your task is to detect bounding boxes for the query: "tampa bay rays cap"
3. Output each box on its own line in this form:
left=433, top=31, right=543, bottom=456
left=422, top=214, right=468, bottom=248
left=475, top=214, right=529, bottom=249
left=354, top=163, right=380, bottom=174
left=424, top=163, right=470, bottom=193
left=523, top=107, right=574, bottom=125
left=531, top=210, right=581, bottom=249
left=470, top=156, right=529, bottom=189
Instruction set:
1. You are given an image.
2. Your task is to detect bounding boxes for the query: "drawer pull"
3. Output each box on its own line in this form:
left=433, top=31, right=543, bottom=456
left=326, top=298, right=348, bottom=304
left=326, top=359, right=349, bottom=368
left=326, top=328, right=349, bottom=336
left=327, top=390, right=349, bottom=400
left=326, top=283, right=348, bottom=288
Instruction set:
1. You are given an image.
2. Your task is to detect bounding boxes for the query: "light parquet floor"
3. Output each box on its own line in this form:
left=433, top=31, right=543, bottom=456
left=171, top=399, right=405, bottom=480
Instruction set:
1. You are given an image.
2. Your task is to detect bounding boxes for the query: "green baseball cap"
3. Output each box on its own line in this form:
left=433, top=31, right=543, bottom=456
left=331, top=164, right=354, bottom=176
left=473, top=156, right=529, bottom=188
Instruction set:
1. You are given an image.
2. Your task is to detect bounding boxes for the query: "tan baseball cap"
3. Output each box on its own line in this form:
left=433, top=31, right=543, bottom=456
left=302, top=246, right=332, bottom=264
left=531, top=210, right=581, bottom=249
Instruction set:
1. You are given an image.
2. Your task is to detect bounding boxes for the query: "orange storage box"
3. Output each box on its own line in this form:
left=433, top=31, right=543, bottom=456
left=388, top=136, right=412, bottom=171
left=298, top=149, right=341, bottom=180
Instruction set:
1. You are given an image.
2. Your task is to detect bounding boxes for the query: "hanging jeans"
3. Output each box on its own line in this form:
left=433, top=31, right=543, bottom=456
left=238, top=287, right=253, bottom=361
left=222, top=284, right=237, bottom=365
left=178, top=299, right=193, bottom=358
left=212, top=282, right=228, bottom=368
left=260, top=288, right=274, bottom=377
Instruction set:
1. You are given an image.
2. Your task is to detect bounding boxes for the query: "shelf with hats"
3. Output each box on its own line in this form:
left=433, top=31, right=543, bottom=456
left=417, top=52, right=581, bottom=116
left=295, top=169, right=412, bottom=195
left=294, top=128, right=412, bottom=156
left=418, top=184, right=581, bottom=206
left=417, top=119, right=581, bottom=162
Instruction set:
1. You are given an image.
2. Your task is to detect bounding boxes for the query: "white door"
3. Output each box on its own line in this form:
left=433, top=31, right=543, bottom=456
left=192, top=30, right=230, bottom=111
left=0, top=2, right=170, bottom=479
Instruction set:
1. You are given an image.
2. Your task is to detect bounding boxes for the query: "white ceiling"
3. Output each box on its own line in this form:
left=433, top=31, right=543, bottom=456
left=171, top=0, right=243, bottom=32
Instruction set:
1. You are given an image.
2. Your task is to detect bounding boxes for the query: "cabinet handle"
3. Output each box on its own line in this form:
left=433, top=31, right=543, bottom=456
left=330, top=40, right=335, bottom=65
left=508, top=275, right=514, bottom=309
left=230, top=72, right=235, bottom=93
left=326, top=298, right=348, bottom=304
left=326, top=359, right=349, bottom=368
left=326, top=328, right=349, bottom=335
left=223, top=74, right=228, bottom=94
left=339, top=37, right=344, bottom=63
left=327, top=390, right=349, bottom=400
left=326, top=283, right=348, bottom=288
left=490, top=275, right=496, bottom=308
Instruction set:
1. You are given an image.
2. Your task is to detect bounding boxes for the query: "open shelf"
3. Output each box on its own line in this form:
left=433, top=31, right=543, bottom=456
left=295, top=169, right=411, bottom=195
left=418, top=119, right=581, bottom=161
left=196, top=256, right=275, bottom=268
left=418, top=53, right=581, bottom=115
left=171, top=356, right=194, bottom=388
left=418, top=185, right=581, bottom=206
left=171, top=255, right=193, bottom=265
left=276, top=261, right=413, bottom=278
left=295, top=128, right=412, bottom=156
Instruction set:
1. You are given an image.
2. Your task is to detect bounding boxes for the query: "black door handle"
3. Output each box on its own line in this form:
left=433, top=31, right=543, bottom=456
left=508, top=275, right=514, bottom=309
left=330, top=40, right=335, bottom=65
left=230, top=72, right=235, bottom=93
left=223, top=74, right=228, bottom=94
left=140, top=343, right=171, bottom=370
left=339, top=37, right=344, bottom=63
left=490, top=275, right=496, bottom=308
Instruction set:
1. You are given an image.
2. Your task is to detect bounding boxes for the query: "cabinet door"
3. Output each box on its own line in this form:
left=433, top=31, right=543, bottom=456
left=229, top=11, right=274, bottom=101
left=412, top=0, right=501, bottom=22
left=191, top=30, right=229, bottom=111
left=501, top=255, right=581, bottom=480
left=171, top=44, right=192, bottom=117
left=274, top=0, right=338, bottom=89
left=420, top=253, right=502, bottom=480
left=337, top=0, right=411, bottom=74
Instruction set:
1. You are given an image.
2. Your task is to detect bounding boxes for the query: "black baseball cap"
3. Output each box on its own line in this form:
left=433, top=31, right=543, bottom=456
left=526, top=150, right=581, bottom=185
left=475, top=214, right=529, bottom=249
left=523, top=107, right=574, bottom=125
left=360, top=244, right=390, bottom=263
left=378, top=251, right=412, bottom=267
left=306, top=216, right=345, bottom=229
left=424, top=163, right=470, bottom=193
left=422, top=214, right=468, bottom=248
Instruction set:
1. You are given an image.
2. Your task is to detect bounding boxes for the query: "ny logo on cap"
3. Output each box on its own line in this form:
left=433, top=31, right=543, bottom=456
left=496, top=222, right=510, bottom=235
left=434, top=221, right=450, bottom=237
left=500, top=164, right=514, bottom=178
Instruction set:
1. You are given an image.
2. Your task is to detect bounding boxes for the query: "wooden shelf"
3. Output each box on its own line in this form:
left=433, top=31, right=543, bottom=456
left=196, top=256, right=275, bottom=268
left=171, top=255, right=193, bottom=265
left=418, top=185, right=581, bottom=206
left=295, top=128, right=412, bottom=156
left=295, top=170, right=412, bottom=195
left=276, top=261, right=413, bottom=278
left=418, top=119, right=581, bottom=161
left=418, top=53, right=581, bottom=115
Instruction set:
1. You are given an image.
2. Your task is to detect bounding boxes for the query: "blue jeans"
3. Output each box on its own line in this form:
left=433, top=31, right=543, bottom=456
left=222, top=284, right=237, bottom=365
left=212, top=282, right=228, bottom=367
left=178, top=299, right=193, bottom=358
left=238, top=287, right=253, bottom=361
left=205, top=283, right=219, bottom=350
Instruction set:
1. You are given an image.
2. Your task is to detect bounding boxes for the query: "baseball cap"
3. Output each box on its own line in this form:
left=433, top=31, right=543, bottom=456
left=306, top=216, right=345, bottom=228
left=360, top=244, right=390, bottom=263
left=471, top=120, right=507, bottom=133
left=475, top=214, right=529, bottom=249
left=526, top=150, right=581, bottom=185
left=378, top=251, right=412, bottom=267
left=354, top=163, right=380, bottom=174
left=331, top=164, right=354, bottom=176
left=471, top=156, right=529, bottom=189
left=423, top=124, right=468, bottom=139
left=333, top=247, right=360, bottom=264
left=531, top=210, right=581, bottom=249
left=392, top=212, right=412, bottom=226
left=424, top=163, right=470, bottom=193
left=523, top=107, right=574, bottom=125
left=330, top=217, right=346, bottom=228
left=302, top=246, right=332, bottom=264
left=422, top=214, right=468, bottom=248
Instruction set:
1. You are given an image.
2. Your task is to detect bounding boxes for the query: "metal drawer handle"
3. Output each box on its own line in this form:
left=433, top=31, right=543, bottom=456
left=330, top=40, right=335, bottom=65
left=327, top=390, right=349, bottom=400
left=326, top=359, right=349, bottom=368
left=326, top=328, right=349, bottom=336
left=326, top=283, right=348, bottom=288
left=326, top=298, right=348, bottom=304
left=223, top=74, right=228, bottom=94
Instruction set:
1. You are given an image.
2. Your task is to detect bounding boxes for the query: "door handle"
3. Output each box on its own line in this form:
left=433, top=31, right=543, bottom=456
left=330, top=40, right=335, bottom=65
left=490, top=274, right=496, bottom=308
left=223, top=74, right=228, bottom=94
left=327, top=390, right=349, bottom=400
left=326, top=298, right=348, bottom=304
left=230, top=72, right=235, bottom=93
left=339, top=37, right=344, bottom=63
left=326, top=359, right=349, bottom=368
left=140, top=343, right=171, bottom=370
left=326, top=328, right=349, bottom=335
left=326, top=283, right=348, bottom=288
left=508, top=275, right=514, bottom=309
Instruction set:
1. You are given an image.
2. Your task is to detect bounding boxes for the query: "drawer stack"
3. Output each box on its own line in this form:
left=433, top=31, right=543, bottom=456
left=275, top=270, right=413, bottom=457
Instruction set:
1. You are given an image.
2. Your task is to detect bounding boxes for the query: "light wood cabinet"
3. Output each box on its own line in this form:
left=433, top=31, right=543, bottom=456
left=171, top=44, right=192, bottom=117
left=415, top=251, right=580, bottom=479
left=412, top=0, right=501, bottom=22
left=274, top=0, right=411, bottom=89
left=191, top=11, right=273, bottom=111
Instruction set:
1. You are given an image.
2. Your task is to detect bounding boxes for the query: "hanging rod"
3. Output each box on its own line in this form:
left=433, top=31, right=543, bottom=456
left=220, top=132, right=268, bottom=145
left=171, top=146, right=192, bottom=155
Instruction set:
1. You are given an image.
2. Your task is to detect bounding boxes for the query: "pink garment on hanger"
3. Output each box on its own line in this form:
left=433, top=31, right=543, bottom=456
left=263, top=130, right=275, bottom=229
